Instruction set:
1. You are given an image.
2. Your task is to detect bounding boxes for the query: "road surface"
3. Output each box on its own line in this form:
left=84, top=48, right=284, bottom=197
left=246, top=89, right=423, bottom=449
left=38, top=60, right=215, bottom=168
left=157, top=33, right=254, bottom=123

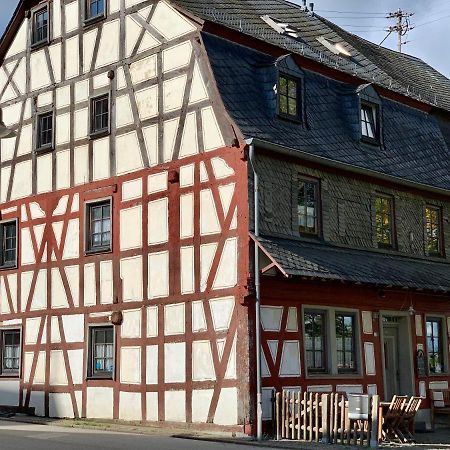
left=0, top=421, right=262, bottom=450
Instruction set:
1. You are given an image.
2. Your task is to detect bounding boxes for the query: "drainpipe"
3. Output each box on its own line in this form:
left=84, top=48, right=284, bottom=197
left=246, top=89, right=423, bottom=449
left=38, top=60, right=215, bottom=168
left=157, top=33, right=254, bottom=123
left=247, top=138, right=262, bottom=441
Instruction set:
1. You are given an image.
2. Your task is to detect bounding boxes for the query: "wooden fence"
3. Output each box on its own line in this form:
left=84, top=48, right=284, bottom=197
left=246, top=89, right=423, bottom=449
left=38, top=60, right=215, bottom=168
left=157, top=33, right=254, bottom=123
left=274, top=390, right=379, bottom=447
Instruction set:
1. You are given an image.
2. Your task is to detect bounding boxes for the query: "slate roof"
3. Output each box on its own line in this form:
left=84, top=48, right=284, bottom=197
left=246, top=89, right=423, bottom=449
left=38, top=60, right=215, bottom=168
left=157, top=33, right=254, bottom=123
left=174, top=0, right=450, bottom=111
left=202, top=32, right=450, bottom=191
left=257, top=235, right=450, bottom=292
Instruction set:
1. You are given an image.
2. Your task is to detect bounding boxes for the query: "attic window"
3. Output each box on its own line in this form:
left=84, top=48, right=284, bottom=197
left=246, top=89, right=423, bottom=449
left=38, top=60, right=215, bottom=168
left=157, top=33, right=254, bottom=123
left=316, top=36, right=351, bottom=57
left=32, top=6, right=49, bottom=46
left=360, top=102, right=379, bottom=143
left=278, top=74, right=301, bottom=121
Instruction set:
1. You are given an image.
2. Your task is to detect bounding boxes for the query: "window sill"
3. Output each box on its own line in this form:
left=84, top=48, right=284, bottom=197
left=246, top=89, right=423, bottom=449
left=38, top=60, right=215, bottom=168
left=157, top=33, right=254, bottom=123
left=305, top=373, right=363, bottom=380
left=278, top=113, right=303, bottom=124
left=83, top=14, right=106, bottom=28
left=361, top=136, right=380, bottom=146
left=89, top=129, right=110, bottom=140
left=86, top=375, right=114, bottom=381
left=0, top=374, right=20, bottom=379
left=0, top=264, right=17, bottom=271
left=85, top=247, right=112, bottom=256
left=31, top=40, right=50, bottom=51
left=35, top=145, right=54, bottom=154
left=428, top=372, right=449, bottom=377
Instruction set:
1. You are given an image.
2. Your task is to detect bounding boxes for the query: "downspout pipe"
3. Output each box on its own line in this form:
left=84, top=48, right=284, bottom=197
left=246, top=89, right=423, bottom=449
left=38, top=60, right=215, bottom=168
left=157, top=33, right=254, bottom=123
left=247, top=138, right=262, bottom=440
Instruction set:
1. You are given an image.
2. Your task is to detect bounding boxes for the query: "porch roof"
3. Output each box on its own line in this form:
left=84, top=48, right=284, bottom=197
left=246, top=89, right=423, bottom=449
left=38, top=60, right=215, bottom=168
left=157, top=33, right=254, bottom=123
left=256, top=235, right=450, bottom=293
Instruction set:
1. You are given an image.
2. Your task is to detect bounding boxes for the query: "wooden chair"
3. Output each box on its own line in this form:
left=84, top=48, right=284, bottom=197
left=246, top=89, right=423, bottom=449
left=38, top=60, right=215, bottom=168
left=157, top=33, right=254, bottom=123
left=430, top=389, right=450, bottom=430
left=381, top=395, right=407, bottom=443
left=398, top=396, right=422, bottom=442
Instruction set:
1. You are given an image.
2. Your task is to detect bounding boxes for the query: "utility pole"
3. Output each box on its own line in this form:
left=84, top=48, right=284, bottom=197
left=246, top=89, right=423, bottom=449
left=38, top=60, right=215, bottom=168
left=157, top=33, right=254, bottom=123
left=386, top=8, right=414, bottom=53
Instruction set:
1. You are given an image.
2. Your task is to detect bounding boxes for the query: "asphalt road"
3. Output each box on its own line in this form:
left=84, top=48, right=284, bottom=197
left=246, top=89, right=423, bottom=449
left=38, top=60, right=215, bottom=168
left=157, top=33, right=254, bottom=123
left=0, top=421, right=262, bottom=450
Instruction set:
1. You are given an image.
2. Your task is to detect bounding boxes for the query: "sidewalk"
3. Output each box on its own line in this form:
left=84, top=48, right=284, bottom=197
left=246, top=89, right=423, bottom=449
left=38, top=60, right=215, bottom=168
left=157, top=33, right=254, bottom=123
left=1, top=414, right=450, bottom=449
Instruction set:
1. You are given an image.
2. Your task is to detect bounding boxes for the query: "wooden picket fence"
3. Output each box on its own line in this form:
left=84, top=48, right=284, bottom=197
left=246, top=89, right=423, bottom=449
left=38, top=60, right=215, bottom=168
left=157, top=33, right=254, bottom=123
left=274, top=390, right=380, bottom=447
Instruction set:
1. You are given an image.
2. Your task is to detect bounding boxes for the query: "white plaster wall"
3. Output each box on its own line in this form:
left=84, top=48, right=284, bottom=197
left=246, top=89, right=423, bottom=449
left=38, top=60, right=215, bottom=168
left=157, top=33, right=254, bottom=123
left=164, top=390, right=186, bottom=422
left=164, top=342, right=185, bottom=383
left=119, top=392, right=142, bottom=421
left=87, top=387, right=114, bottom=419
left=120, top=256, right=143, bottom=301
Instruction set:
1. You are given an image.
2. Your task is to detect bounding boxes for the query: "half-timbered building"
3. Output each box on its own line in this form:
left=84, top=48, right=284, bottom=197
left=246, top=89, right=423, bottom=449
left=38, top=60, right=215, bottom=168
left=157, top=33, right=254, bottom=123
left=0, top=0, right=450, bottom=434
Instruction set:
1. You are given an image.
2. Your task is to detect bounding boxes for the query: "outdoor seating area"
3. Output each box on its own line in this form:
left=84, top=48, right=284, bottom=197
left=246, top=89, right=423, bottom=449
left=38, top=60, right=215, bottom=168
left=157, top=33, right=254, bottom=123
left=379, top=395, right=422, bottom=444
left=273, top=390, right=424, bottom=448
left=430, top=389, right=450, bottom=430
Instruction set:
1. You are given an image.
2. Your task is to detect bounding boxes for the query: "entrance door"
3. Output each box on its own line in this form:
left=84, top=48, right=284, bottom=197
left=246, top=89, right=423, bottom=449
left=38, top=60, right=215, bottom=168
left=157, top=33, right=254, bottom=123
left=383, top=327, right=399, bottom=400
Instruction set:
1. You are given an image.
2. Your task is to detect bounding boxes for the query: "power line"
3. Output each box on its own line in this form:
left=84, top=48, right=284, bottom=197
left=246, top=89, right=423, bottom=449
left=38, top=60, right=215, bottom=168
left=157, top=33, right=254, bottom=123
left=385, top=8, right=414, bottom=53
left=415, top=13, right=450, bottom=28
left=315, top=9, right=386, bottom=15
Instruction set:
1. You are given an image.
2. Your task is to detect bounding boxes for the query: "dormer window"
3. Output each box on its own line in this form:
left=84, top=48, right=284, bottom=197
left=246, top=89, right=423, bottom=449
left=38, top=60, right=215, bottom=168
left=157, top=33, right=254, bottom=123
left=278, top=74, right=301, bottom=121
left=32, top=6, right=49, bottom=46
left=361, top=102, right=379, bottom=143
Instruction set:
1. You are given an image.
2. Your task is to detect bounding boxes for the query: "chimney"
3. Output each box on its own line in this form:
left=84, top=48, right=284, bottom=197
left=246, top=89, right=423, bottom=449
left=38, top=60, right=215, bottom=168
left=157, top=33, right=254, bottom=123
left=303, top=0, right=306, bottom=6
left=309, top=3, right=314, bottom=12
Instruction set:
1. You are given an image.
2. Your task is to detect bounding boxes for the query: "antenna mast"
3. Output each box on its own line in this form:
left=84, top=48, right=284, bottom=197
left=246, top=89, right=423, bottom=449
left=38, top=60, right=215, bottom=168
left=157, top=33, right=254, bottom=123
left=386, top=8, right=414, bottom=53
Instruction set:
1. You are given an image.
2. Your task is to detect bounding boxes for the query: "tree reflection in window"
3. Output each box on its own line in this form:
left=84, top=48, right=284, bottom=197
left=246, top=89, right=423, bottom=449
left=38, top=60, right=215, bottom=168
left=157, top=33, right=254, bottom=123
left=425, top=206, right=442, bottom=255
left=298, top=178, right=319, bottom=235
left=375, top=195, right=394, bottom=248
left=336, top=314, right=356, bottom=373
left=304, top=312, right=326, bottom=373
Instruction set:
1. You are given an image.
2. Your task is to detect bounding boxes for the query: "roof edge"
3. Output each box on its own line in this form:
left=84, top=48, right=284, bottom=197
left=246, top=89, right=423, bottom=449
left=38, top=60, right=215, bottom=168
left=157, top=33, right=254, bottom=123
left=246, top=138, right=450, bottom=197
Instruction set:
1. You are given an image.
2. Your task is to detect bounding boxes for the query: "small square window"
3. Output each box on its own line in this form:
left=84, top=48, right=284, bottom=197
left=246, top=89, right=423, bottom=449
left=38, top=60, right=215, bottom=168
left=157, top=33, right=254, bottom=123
left=36, top=112, right=54, bottom=150
left=32, top=7, right=49, bottom=46
left=90, top=95, right=110, bottom=136
left=425, top=206, right=443, bottom=256
left=86, top=200, right=112, bottom=253
left=88, top=326, right=114, bottom=378
left=361, top=102, right=379, bottom=143
left=1, top=329, right=21, bottom=376
left=85, top=0, right=105, bottom=22
left=278, top=74, right=301, bottom=120
left=0, top=221, right=17, bottom=268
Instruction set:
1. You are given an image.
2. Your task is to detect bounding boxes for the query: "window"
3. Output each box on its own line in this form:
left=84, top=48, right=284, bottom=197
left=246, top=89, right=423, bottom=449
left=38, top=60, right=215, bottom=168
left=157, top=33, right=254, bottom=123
left=361, top=102, right=379, bottom=142
left=278, top=74, right=300, bottom=120
left=90, top=94, right=110, bottom=136
left=336, top=314, right=356, bottom=373
left=88, top=326, right=114, bottom=378
left=86, top=200, right=111, bottom=253
left=375, top=195, right=394, bottom=248
left=304, top=312, right=326, bottom=373
left=1, top=329, right=20, bottom=376
left=36, top=112, right=53, bottom=150
left=85, top=0, right=105, bottom=21
left=298, top=178, right=320, bottom=236
left=425, top=206, right=443, bottom=256
left=426, top=318, right=444, bottom=374
left=0, top=221, right=17, bottom=268
left=303, top=308, right=361, bottom=376
left=32, top=7, right=49, bottom=46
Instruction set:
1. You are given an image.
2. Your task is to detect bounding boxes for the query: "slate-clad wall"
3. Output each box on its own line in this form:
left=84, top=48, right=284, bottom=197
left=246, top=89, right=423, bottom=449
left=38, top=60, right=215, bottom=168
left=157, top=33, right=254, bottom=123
left=251, top=152, right=450, bottom=259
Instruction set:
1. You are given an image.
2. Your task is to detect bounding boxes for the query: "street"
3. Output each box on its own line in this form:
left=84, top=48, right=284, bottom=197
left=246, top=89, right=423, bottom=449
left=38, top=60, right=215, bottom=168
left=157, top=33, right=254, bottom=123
left=0, top=421, right=261, bottom=450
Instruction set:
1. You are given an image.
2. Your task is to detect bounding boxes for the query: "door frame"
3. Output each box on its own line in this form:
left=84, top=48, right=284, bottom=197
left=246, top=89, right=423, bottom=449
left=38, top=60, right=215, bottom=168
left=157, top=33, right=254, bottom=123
left=379, top=311, right=415, bottom=401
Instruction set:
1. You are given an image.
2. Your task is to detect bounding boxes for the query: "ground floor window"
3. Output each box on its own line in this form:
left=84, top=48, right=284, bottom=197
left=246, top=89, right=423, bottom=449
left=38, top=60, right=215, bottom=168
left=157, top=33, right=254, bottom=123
left=1, top=329, right=21, bottom=376
left=303, top=308, right=359, bottom=376
left=336, top=313, right=357, bottom=373
left=426, top=317, right=445, bottom=374
left=88, top=326, right=114, bottom=378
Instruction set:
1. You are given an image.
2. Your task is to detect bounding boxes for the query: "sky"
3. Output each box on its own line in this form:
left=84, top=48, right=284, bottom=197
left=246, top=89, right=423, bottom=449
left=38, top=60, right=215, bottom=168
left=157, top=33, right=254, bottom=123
left=0, top=0, right=449, bottom=77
